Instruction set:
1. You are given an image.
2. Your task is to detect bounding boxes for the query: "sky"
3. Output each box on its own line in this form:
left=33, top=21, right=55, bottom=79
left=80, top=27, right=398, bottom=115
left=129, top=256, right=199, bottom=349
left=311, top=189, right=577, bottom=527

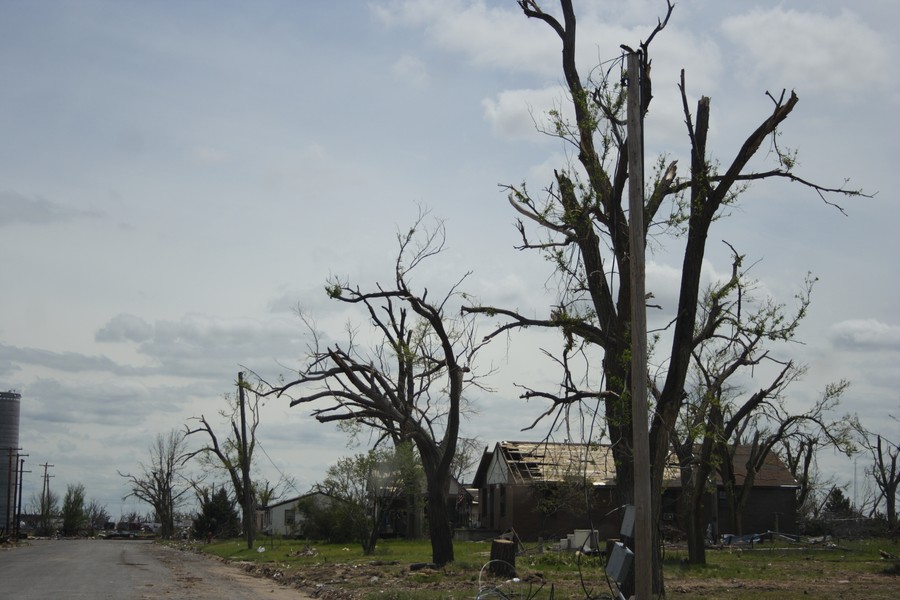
left=1, top=0, right=898, bottom=520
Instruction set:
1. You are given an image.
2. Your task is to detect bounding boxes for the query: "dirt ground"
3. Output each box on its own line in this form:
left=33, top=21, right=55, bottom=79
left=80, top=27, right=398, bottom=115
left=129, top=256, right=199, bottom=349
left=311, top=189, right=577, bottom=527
left=150, top=543, right=315, bottom=599
left=222, top=548, right=900, bottom=600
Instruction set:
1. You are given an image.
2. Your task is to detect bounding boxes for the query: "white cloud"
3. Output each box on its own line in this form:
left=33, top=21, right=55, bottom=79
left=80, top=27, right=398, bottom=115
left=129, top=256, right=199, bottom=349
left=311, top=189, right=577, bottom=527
left=482, top=86, right=566, bottom=141
left=830, top=319, right=900, bottom=352
left=721, top=8, right=893, bottom=96
left=373, top=0, right=557, bottom=77
left=392, top=54, right=429, bottom=86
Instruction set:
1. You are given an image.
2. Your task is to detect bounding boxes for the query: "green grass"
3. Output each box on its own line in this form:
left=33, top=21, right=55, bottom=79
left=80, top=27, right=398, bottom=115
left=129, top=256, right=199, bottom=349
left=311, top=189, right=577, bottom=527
left=185, top=536, right=900, bottom=600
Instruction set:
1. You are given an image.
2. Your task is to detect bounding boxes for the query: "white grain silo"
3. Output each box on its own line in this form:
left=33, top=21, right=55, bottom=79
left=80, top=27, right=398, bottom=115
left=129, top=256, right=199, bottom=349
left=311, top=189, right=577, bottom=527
left=1, top=391, right=21, bottom=533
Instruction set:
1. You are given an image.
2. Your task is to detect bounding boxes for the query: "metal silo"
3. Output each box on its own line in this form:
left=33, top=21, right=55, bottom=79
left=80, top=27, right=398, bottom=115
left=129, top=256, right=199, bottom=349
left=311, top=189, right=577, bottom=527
left=1, top=391, right=21, bottom=533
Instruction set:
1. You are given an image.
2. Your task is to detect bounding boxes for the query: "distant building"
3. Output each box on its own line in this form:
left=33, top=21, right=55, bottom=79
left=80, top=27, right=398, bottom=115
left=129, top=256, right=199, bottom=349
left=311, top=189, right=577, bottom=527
left=471, top=440, right=799, bottom=542
left=258, top=493, right=330, bottom=537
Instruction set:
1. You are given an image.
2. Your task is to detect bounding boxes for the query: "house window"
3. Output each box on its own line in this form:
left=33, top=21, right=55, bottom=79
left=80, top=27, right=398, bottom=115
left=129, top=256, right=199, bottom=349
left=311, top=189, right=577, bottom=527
left=285, top=508, right=296, bottom=526
left=499, top=485, right=507, bottom=518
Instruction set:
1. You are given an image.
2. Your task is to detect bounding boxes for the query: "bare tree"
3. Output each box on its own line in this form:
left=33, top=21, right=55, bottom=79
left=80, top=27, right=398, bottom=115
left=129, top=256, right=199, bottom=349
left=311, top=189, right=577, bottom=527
left=853, top=417, right=900, bottom=531
left=464, top=0, right=865, bottom=591
left=258, top=215, right=489, bottom=566
left=30, top=489, right=58, bottom=537
left=84, top=498, right=110, bottom=537
left=119, top=430, right=192, bottom=539
left=715, top=381, right=853, bottom=536
left=450, top=436, right=483, bottom=483
left=184, top=373, right=260, bottom=549
left=255, top=478, right=291, bottom=508
left=673, top=264, right=852, bottom=562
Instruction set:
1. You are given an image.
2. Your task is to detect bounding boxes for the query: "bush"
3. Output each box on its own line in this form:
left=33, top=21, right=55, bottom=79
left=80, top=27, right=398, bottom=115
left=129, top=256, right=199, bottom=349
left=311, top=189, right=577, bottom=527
left=295, top=495, right=356, bottom=542
left=193, top=488, right=241, bottom=539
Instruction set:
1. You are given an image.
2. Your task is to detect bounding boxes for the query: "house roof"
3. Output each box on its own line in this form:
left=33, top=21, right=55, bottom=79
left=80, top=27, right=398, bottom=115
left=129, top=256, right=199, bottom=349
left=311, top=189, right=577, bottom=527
left=489, top=440, right=682, bottom=486
left=477, top=440, right=797, bottom=489
left=261, top=491, right=327, bottom=510
left=498, top=440, right=621, bottom=485
left=728, top=445, right=798, bottom=488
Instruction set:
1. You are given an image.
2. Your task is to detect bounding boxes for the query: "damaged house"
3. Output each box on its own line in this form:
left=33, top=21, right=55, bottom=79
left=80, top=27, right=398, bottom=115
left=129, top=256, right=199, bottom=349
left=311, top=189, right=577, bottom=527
left=471, top=441, right=799, bottom=542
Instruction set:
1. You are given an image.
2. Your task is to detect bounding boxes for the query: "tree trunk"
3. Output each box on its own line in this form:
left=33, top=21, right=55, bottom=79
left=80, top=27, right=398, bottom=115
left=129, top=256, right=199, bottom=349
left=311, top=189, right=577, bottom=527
left=682, top=466, right=707, bottom=564
left=425, top=475, right=454, bottom=566
left=883, top=475, right=898, bottom=533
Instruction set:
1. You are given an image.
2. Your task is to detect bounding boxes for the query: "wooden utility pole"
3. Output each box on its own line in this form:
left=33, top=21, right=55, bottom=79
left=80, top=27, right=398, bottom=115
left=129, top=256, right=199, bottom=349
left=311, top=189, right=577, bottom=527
left=627, top=50, right=652, bottom=600
left=238, top=372, right=254, bottom=550
left=6, top=448, right=21, bottom=533
left=39, top=462, right=54, bottom=535
left=15, top=455, right=29, bottom=542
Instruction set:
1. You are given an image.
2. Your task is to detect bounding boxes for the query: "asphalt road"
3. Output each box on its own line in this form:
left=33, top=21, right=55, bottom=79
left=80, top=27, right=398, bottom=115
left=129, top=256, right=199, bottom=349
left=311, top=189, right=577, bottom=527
left=0, top=539, right=310, bottom=600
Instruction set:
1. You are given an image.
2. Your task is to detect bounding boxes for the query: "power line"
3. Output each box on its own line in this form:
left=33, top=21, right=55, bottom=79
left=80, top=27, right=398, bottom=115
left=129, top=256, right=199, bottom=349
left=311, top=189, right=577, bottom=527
left=254, top=438, right=303, bottom=497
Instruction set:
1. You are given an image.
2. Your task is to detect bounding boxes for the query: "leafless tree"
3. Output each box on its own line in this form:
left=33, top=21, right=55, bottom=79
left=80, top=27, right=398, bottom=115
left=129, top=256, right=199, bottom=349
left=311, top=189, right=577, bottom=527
left=84, top=498, right=110, bottom=536
left=30, top=489, right=58, bottom=537
left=464, top=0, right=865, bottom=591
left=716, top=382, right=853, bottom=536
left=119, top=430, right=192, bottom=539
left=853, top=416, right=900, bottom=531
left=184, top=374, right=260, bottom=548
left=258, top=214, right=490, bottom=566
left=450, top=436, right=483, bottom=483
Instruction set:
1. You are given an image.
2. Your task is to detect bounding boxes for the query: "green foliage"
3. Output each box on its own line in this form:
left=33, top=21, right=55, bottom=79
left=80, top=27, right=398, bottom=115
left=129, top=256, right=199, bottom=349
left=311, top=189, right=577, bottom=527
left=193, top=487, right=241, bottom=539
left=302, top=444, right=424, bottom=554
left=295, top=494, right=357, bottom=543
left=61, top=483, right=86, bottom=536
left=824, top=488, right=854, bottom=517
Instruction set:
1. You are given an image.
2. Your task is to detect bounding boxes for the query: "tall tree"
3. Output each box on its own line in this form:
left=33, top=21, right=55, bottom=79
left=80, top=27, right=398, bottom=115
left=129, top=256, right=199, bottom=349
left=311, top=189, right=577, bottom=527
left=465, top=0, right=864, bottom=591
left=120, top=430, right=192, bottom=539
left=184, top=373, right=260, bottom=549
left=259, top=215, right=489, bottom=566
left=61, top=483, right=86, bottom=537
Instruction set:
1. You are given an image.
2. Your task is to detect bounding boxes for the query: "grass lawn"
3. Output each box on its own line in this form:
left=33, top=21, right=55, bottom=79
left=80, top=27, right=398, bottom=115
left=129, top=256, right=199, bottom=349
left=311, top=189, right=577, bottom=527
left=189, top=536, right=900, bottom=599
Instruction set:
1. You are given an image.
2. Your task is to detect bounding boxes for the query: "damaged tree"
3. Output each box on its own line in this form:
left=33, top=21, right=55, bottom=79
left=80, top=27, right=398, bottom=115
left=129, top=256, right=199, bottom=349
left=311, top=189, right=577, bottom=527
left=465, top=0, right=865, bottom=591
left=184, top=372, right=260, bottom=550
left=259, top=215, right=489, bottom=566
left=119, top=430, right=191, bottom=539
left=674, top=265, right=854, bottom=563
left=853, top=419, right=900, bottom=531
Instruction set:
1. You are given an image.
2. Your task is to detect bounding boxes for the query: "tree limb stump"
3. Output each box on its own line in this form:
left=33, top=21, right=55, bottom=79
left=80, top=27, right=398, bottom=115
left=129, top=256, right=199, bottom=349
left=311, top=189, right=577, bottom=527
left=489, top=538, right=516, bottom=577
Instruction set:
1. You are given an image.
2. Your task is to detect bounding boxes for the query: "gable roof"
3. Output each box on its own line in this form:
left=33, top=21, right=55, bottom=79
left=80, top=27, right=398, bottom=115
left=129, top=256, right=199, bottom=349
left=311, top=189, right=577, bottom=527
left=728, top=445, right=798, bottom=487
left=496, top=440, right=622, bottom=485
left=478, top=440, right=797, bottom=489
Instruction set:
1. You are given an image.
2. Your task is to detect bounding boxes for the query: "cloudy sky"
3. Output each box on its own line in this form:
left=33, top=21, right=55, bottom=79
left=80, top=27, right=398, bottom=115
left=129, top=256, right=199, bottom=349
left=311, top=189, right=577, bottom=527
left=2, top=0, right=897, bottom=518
